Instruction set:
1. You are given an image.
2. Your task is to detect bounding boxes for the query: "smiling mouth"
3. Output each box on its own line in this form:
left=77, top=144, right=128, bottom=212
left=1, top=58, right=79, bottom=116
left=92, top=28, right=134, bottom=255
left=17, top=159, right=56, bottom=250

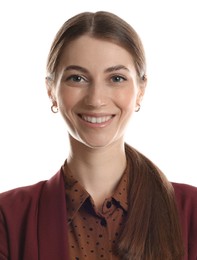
left=79, top=114, right=114, bottom=124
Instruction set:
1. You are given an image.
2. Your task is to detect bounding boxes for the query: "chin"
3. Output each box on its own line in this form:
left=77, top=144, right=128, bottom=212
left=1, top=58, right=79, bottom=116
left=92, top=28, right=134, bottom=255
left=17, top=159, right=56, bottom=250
left=82, top=141, right=110, bottom=149
left=85, top=144, right=109, bottom=149
left=70, top=131, right=122, bottom=149
left=80, top=136, right=120, bottom=150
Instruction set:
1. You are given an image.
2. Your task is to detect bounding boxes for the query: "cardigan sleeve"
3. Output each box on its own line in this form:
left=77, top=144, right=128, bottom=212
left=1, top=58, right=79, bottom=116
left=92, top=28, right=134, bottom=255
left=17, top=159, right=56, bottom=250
left=0, top=209, right=9, bottom=260
left=172, top=182, right=197, bottom=259
left=0, top=170, right=69, bottom=260
left=0, top=182, right=45, bottom=260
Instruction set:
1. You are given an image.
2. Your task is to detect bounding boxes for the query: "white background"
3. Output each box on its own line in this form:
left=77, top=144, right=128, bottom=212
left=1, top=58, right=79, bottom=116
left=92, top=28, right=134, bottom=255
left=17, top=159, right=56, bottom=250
left=0, top=0, right=196, bottom=192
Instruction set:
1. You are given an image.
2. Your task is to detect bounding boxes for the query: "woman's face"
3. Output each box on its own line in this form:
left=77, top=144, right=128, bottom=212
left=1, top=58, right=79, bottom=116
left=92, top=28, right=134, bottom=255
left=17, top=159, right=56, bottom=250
left=50, top=35, right=145, bottom=148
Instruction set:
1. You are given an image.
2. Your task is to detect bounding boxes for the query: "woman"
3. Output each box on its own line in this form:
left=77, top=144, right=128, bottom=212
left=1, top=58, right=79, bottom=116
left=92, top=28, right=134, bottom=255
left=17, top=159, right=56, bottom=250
left=0, top=11, right=196, bottom=260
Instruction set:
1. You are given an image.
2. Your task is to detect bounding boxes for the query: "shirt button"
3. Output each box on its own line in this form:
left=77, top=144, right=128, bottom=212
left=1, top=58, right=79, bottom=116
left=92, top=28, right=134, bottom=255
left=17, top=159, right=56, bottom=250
left=100, top=218, right=107, bottom=226
left=106, top=201, right=112, bottom=208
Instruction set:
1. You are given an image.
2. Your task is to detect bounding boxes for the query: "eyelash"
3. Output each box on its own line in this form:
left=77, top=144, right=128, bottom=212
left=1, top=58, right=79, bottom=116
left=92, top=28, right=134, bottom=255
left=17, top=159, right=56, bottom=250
left=65, top=74, right=127, bottom=85
left=111, top=75, right=127, bottom=83
left=66, top=75, right=87, bottom=82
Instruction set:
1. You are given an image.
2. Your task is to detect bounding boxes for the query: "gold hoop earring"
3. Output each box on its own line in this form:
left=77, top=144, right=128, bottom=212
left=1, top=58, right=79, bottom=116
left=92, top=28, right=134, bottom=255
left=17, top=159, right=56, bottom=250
left=135, top=104, right=141, bottom=112
left=51, top=104, right=58, bottom=113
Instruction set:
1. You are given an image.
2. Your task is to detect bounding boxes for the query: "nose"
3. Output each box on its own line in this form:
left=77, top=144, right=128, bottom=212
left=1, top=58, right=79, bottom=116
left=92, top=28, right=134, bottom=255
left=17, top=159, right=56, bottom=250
left=84, top=83, right=107, bottom=108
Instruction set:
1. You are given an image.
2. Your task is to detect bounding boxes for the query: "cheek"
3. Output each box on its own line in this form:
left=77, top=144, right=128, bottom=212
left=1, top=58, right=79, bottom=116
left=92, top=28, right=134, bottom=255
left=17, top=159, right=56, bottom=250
left=56, top=87, right=79, bottom=111
left=115, top=88, right=137, bottom=111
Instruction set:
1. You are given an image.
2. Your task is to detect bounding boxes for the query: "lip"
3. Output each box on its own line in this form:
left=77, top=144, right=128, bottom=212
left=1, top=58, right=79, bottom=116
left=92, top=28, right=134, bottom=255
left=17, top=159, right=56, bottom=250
left=77, top=113, right=115, bottom=128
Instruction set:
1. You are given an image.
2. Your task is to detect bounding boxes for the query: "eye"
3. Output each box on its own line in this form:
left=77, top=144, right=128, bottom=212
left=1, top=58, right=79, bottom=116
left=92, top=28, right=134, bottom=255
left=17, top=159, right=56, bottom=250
left=67, top=75, right=86, bottom=82
left=111, top=75, right=126, bottom=83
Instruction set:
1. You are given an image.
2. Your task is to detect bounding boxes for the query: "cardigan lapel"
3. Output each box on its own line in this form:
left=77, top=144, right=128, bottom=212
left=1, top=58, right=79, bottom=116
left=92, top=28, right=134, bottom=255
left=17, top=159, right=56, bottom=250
left=38, top=169, right=69, bottom=260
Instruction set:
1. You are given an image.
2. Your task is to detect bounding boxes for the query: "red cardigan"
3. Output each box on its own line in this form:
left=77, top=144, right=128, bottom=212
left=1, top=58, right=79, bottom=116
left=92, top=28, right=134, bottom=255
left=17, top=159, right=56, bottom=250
left=0, top=170, right=197, bottom=260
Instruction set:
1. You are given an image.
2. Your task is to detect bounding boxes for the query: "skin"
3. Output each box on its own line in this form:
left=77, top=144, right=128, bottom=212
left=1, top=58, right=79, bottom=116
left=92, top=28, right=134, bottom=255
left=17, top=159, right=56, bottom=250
left=47, top=35, right=146, bottom=207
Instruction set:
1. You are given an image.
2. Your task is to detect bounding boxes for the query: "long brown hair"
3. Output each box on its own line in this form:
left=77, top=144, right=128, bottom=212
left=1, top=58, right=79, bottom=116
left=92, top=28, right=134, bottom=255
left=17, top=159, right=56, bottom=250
left=120, top=144, right=184, bottom=259
left=46, top=11, right=184, bottom=259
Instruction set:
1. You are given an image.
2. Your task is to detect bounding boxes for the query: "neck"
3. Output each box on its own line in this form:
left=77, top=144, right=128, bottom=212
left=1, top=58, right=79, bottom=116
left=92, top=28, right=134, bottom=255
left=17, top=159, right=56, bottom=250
left=66, top=136, right=127, bottom=207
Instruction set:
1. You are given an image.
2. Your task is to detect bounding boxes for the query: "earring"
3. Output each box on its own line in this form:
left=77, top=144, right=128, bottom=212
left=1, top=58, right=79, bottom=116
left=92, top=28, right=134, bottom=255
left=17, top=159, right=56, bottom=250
left=135, top=104, right=141, bottom=112
left=51, top=104, right=58, bottom=113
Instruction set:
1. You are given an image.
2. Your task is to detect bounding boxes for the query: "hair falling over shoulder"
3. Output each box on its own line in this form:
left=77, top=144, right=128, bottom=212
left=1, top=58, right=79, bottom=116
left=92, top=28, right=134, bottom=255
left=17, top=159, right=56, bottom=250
left=114, top=144, right=185, bottom=259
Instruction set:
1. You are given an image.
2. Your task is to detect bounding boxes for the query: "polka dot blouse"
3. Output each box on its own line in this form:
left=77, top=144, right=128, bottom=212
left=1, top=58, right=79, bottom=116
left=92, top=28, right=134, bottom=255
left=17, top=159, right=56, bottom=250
left=63, top=162, right=129, bottom=260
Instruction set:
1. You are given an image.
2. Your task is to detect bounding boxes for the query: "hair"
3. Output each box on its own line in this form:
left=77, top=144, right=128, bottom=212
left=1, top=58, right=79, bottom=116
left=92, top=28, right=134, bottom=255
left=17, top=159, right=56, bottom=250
left=46, top=11, right=184, bottom=259
left=46, top=11, right=146, bottom=84
left=121, top=144, right=184, bottom=259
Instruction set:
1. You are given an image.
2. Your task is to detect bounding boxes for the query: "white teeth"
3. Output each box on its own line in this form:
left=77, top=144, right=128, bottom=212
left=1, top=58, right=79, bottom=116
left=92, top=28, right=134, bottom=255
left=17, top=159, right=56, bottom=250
left=81, top=115, right=112, bottom=124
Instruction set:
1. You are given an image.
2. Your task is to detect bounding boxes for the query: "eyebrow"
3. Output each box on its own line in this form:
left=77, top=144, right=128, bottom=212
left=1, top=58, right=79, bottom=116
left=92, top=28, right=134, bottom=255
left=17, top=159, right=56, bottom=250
left=64, top=65, right=88, bottom=73
left=104, top=65, right=129, bottom=73
left=63, top=64, right=130, bottom=73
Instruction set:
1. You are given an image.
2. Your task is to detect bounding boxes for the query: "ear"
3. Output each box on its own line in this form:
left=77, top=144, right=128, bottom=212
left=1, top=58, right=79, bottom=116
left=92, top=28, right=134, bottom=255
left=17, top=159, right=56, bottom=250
left=136, top=77, right=147, bottom=109
left=45, top=77, right=57, bottom=105
left=137, top=87, right=145, bottom=104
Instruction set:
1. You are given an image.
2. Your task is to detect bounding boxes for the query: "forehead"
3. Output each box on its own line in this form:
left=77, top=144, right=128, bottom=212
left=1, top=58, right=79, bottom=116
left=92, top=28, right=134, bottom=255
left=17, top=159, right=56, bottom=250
left=58, top=35, right=135, bottom=71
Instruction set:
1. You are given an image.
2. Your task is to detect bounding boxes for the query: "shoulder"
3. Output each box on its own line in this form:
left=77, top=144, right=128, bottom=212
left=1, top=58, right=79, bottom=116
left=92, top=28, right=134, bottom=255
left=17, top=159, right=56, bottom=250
left=171, top=182, right=197, bottom=226
left=172, top=182, right=197, bottom=255
left=0, top=170, right=64, bottom=212
left=171, top=182, right=197, bottom=224
left=0, top=181, right=46, bottom=211
left=172, top=182, right=197, bottom=207
left=0, top=170, right=66, bottom=260
left=0, top=181, right=46, bottom=198
left=0, top=181, right=47, bottom=259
